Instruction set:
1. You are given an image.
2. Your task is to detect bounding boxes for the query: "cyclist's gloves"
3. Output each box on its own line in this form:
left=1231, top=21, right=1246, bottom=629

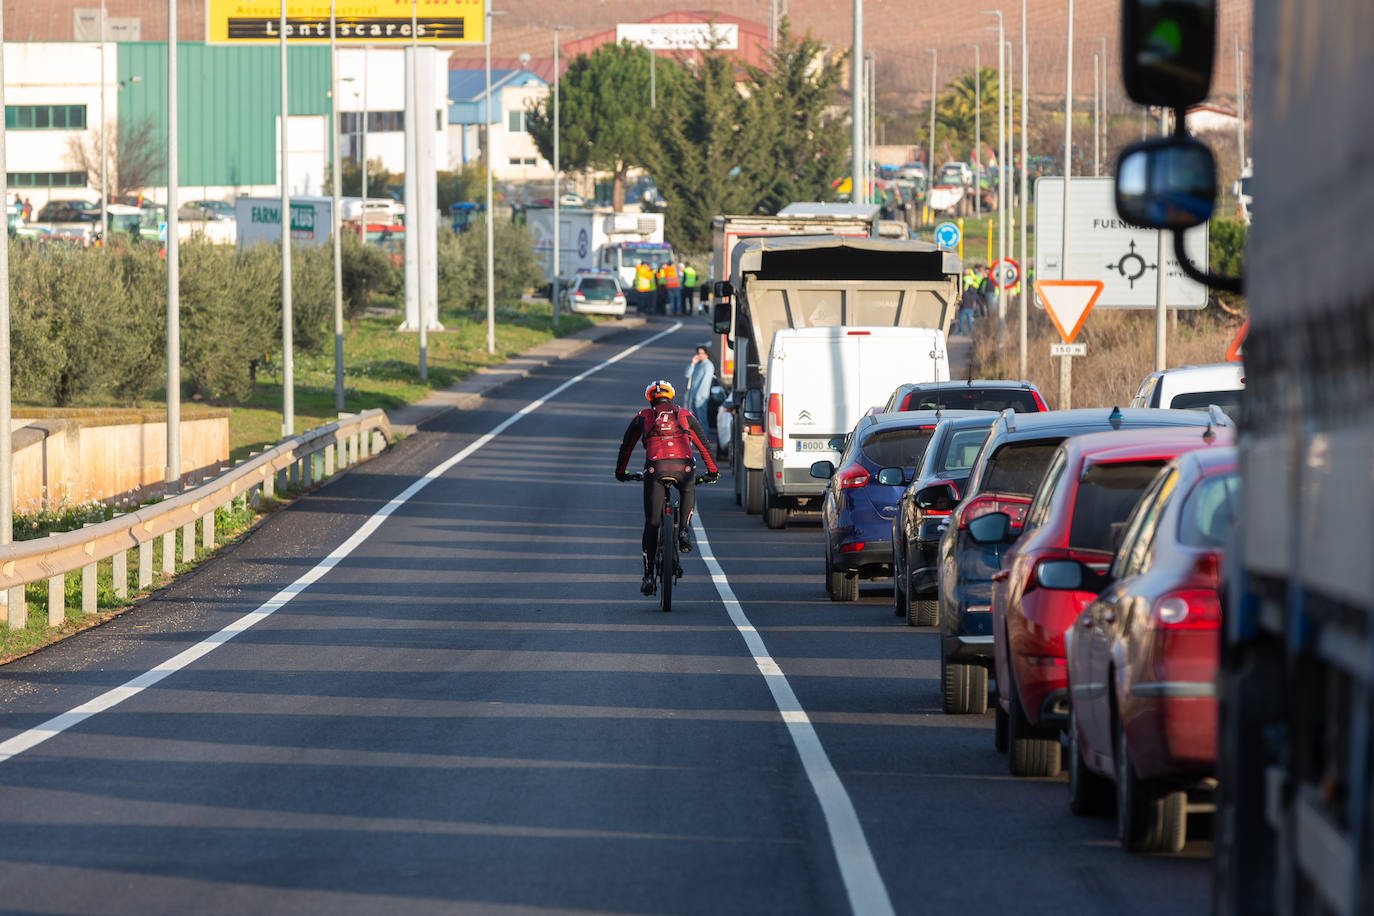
left=615, top=470, right=632, bottom=482
left=698, top=472, right=719, bottom=485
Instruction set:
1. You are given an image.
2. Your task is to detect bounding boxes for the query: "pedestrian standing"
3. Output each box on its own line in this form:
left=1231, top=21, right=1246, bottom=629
left=682, top=263, right=698, bottom=313
left=655, top=263, right=669, bottom=315
left=21, top=197, right=33, bottom=222
left=662, top=261, right=682, bottom=316
left=634, top=261, right=654, bottom=314
left=685, top=345, right=716, bottom=434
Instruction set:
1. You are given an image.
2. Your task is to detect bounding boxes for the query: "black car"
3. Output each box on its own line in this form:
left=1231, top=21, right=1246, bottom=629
left=813, top=411, right=985, bottom=602
left=877, top=379, right=1048, bottom=415
left=34, top=199, right=100, bottom=223
left=936, top=406, right=1228, bottom=715
left=891, top=413, right=999, bottom=626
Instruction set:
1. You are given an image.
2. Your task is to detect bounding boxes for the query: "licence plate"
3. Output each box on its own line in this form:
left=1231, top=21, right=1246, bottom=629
left=796, top=440, right=834, bottom=452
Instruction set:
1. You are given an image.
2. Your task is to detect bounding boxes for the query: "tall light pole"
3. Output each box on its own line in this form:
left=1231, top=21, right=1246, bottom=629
left=984, top=10, right=1004, bottom=352
left=867, top=52, right=876, bottom=198
left=278, top=0, right=294, bottom=438
left=166, top=0, right=182, bottom=489
left=926, top=48, right=936, bottom=196
left=361, top=50, right=368, bottom=206
left=1098, top=37, right=1107, bottom=170
left=331, top=11, right=346, bottom=412
left=552, top=25, right=571, bottom=330
left=1, top=0, right=12, bottom=561
left=1092, top=51, right=1101, bottom=176
left=1060, top=0, right=1075, bottom=407
left=99, top=0, right=108, bottom=247
left=484, top=9, right=507, bottom=354
left=1235, top=34, right=1246, bottom=173
left=968, top=43, right=981, bottom=217
left=409, top=0, right=427, bottom=380
left=1018, top=0, right=1029, bottom=379
left=851, top=0, right=863, bottom=204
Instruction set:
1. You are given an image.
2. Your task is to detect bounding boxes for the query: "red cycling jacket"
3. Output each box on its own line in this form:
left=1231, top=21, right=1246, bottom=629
left=616, top=401, right=718, bottom=474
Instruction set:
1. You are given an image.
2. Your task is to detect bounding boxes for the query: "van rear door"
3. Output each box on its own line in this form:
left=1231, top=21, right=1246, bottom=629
left=855, top=331, right=948, bottom=414
left=776, top=331, right=856, bottom=471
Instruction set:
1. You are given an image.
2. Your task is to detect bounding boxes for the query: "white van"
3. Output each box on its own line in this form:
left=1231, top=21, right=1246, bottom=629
left=1130, top=362, right=1245, bottom=419
left=762, top=326, right=949, bottom=528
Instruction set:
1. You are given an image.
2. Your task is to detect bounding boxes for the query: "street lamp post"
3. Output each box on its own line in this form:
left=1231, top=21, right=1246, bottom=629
left=331, top=21, right=348, bottom=413
left=278, top=0, right=293, bottom=438
left=851, top=0, right=863, bottom=204
left=1061, top=0, right=1076, bottom=405
left=926, top=48, right=936, bottom=199
left=99, top=0, right=108, bottom=247
left=968, top=44, right=980, bottom=217
left=485, top=9, right=507, bottom=355
left=167, top=0, right=182, bottom=488
left=361, top=50, right=368, bottom=206
left=1093, top=51, right=1101, bottom=176
left=0, top=2, right=12, bottom=566
left=1018, top=0, right=1029, bottom=379
left=552, top=25, right=571, bottom=331
left=867, top=52, right=876, bottom=199
left=409, top=0, right=426, bottom=380
left=983, top=9, right=1004, bottom=352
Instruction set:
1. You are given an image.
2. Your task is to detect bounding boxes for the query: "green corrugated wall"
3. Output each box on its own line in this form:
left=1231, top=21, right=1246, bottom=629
left=116, top=43, right=330, bottom=188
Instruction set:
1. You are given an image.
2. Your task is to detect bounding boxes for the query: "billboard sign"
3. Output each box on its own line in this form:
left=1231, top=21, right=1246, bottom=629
left=206, top=0, right=485, bottom=44
left=615, top=22, right=739, bottom=51
left=1033, top=176, right=1209, bottom=309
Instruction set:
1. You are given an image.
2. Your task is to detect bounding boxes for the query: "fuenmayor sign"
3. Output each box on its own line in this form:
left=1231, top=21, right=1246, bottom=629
left=206, top=0, right=486, bottom=44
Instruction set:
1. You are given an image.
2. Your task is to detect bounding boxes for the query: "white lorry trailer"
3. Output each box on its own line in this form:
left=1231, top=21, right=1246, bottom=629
left=525, top=208, right=675, bottom=294
left=712, top=236, right=960, bottom=517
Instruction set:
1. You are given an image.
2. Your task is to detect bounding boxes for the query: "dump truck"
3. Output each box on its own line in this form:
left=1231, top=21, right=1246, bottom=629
left=711, top=236, right=960, bottom=516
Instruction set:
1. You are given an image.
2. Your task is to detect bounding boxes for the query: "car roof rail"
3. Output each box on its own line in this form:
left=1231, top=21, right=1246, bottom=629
left=1001, top=407, right=1016, bottom=433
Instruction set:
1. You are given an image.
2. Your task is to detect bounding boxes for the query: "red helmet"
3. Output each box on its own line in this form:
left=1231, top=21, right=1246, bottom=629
left=644, top=379, right=675, bottom=402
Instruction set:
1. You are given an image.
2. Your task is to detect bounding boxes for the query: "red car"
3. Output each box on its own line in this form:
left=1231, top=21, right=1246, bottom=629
left=1064, top=445, right=1238, bottom=853
left=970, top=425, right=1234, bottom=779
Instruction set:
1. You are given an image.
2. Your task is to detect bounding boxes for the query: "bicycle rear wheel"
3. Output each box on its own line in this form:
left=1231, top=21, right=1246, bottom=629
left=658, top=502, right=675, bottom=612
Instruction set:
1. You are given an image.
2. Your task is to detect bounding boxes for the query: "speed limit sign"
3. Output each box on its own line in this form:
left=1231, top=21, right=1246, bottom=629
left=990, top=257, right=1020, bottom=289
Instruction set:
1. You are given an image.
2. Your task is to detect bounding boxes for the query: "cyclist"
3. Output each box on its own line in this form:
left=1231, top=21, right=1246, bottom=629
left=615, top=380, right=718, bottom=595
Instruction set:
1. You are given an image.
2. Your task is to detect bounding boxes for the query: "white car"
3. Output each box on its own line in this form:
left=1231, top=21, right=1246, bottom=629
left=1130, top=362, right=1244, bottom=418
left=897, top=162, right=927, bottom=181
left=938, top=162, right=974, bottom=186
left=561, top=269, right=627, bottom=318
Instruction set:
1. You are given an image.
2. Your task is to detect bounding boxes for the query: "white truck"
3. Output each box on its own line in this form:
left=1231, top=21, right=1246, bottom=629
left=761, top=326, right=948, bottom=528
left=712, top=236, right=960, bottom=517
left=234, top=196, right=333, bottom=249
left=525, top=208, right=675, bottom=294
left=709, top=204, right=880, bottom=389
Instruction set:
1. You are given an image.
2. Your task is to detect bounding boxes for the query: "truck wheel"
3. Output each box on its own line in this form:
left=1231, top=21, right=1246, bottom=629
left=1116, top=724, right=1188, bottom=853
left=1068, top=704, right=1113, bottom=816
left=745, top=469, right=763, bottom=515
left=763, top=488, right=787, bottom=529
left=941, top=655, right=988, bottom=714
left=1007, top=677, right=1062, bottom=778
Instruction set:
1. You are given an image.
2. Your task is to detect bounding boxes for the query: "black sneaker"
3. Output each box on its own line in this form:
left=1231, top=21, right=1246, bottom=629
left=678, top=529, right=692, bottom=554
left=640, top=575, right=655, bottom=595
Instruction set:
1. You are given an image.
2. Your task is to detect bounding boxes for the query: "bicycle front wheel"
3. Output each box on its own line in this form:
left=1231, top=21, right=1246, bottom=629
left=658, top=505, right=675, bottom=613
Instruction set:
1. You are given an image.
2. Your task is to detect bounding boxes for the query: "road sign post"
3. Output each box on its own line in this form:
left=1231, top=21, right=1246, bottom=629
left=1036, top=280, right=1103, bottom=411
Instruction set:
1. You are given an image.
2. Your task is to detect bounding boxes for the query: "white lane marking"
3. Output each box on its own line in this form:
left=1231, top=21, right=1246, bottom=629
left=691, top=513, right=896, bottom=916
left=0, top=321, right=685, bottom=765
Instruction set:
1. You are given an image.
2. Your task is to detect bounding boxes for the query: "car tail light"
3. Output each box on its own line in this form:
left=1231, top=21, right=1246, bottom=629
left=1192, top=551, right=1221, bottom=587
left=846, top=330, right=871, bottom=335
left=840, top=541, right=865, bottom=552
left=614, top=293, right=626, bottom=304
left=1030, top=390, right=1048, bottom=411
left=957, top=495, right=1030, bottom=530
left=837, top=466, right=870, bottom=489
left=767, top=394, right=784, bottom=449
left=573, top=291, right=586, bottom=301
left=1150, top=589, right=1222, bottom=630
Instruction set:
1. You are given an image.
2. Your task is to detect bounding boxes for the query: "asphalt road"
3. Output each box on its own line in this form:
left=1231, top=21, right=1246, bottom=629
left=0, top=318, right=1211, bottom=914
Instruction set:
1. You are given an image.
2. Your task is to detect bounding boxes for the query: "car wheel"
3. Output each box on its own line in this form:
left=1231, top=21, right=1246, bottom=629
left=941, top=657, right=988, bottom=715
left=894, top=565, right=910, bottom=619
left=1116, top=723, right=1188, bottom=853
left=1068, top=703, right=1113, bottom=816
left=763, top=488, right=787, bottom=530
left=1007, top=677, right=1062, bottom=778
left=829, top=562, right=858, bottom=602
left=994, top=702, right=1008, bottom=752
left=745, top=469, right=763, bottom=515
left=913, top=598, right=939, bottom=627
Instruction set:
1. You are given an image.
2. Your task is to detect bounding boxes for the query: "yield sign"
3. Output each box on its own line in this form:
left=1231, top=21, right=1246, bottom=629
left=1225, top=318, right=1248, bottom=362
left=1035, top=280, right=1103, bottom=344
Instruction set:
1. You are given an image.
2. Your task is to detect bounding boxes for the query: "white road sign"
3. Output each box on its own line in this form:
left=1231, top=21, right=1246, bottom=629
left=616, top=23, right=738, bottom=50
left=1050, top=342, right=1087, bottom=356
left=1033, top=177, right=1209, bottom=309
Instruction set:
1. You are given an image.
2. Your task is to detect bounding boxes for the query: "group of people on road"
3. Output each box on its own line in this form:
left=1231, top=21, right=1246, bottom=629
left=633, top=261, right=706, bottom=317
left=10, top=193, right=33, bottom=222
left=955, top=262, right=1029, bottom=337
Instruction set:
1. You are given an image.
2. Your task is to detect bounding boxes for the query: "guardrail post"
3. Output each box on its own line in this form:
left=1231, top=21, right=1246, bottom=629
left=202, top=511, right=214, bottom=550
left=181, top=521, right=195, bottom=563
left=289, top=459, right=300, bottom=489
left=372, top=429, right=385, bottom=454
left=138, top=540, right=152, bottom=588
left=161, top=530, right=175, bottom=575
left=302, top=452, right=314, bottom=488
left=336, top=435, right=346, bottom=469
left=7, top=586, right=24, bottom=630
left=262, top=468, right=275, bottom=501
left=361, top=429, right=371, bottom=459
left=81, top=524, right=96, bottom=615
left=47, top=572, right=64, bottom=627
left=113, top=549, right=128, bottom=598
left=350, top=431, right=360, bottom=465
left=324, top=442, right=335, bottom=476
left=276, top=466, right=288, bottom=495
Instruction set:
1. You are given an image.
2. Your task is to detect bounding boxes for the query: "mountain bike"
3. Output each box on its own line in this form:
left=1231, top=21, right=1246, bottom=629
left=625, top=472, right=715, bottom=612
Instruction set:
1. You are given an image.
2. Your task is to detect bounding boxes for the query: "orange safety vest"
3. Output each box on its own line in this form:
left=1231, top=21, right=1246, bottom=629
left=661, top=264, right=681, bottom=289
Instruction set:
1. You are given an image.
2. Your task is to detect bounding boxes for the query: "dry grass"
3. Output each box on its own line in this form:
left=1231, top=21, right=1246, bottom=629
left=968, top=304, right=1243, bottom=410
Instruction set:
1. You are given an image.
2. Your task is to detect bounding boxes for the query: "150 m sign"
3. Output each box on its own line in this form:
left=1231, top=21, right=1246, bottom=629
left=207, top=0, right=485, bottom=44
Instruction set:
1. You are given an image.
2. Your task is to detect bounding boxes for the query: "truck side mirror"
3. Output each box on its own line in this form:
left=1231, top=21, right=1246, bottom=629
left=712, top=298, right=732, bottom=335
left=713, top=280, right=733, bottom=299
left=741, top=388, right=764, bottom=423
left=1114, top=136, right=1216, bottom=230
left=1120, top=0, right=1215, bottom=108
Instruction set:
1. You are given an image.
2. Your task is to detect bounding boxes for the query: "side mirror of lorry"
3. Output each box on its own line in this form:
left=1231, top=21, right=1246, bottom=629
left=713, top=280, right=733, bottom=299
left=741, top=388, right=764, bottom=424
left=1115, top=136, right=1217, bottom=230
left=712, top=298, right=732, bottom=335
left=1120, top=0, right=1215, bottom=108
left=810, top=460, right=835, bottom=480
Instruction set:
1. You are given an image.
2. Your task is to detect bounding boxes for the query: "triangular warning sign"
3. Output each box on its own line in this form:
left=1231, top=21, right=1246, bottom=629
left=1035, top=281, right=1104, bottom=344
left=1225, top=317, right=1248, bottom=362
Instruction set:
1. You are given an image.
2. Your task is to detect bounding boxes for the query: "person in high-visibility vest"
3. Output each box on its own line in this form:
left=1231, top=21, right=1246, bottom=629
left=634, top=261, right=655, bottom=314
left=661, top=262, right=682, bottom=316
left=655, top=264, right=669, bottom=314
left=682, top=263, right=698, bottom=313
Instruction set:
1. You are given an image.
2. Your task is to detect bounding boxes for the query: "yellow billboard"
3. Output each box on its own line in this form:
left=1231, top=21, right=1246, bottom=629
left=206, top=0, right=485, bottom=44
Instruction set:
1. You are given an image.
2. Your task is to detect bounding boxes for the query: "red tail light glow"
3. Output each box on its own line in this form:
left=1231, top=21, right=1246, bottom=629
left=767, top=394, right=784, bottom=449
left=957, top=495, right=1031, bottom=530
left=1150, top=589, right=1222, bottom=630
left=1031, top=390, right=1048, bottom=411
left=837, top=467, right=870, bottom=489
left=839, top=541, right=866, bottom=552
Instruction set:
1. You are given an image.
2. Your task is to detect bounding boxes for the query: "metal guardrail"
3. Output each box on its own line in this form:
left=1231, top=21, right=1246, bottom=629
left=0, top=409, right=392, bottom=631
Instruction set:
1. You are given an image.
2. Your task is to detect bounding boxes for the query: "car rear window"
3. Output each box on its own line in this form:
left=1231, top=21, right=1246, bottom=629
left=577, top=278, right=618, bottom=299
left=1167, top=389, right=1241, bottom=419
left=938, top=428, right=990, bottom=471
left=1069, top=461, right=1167, bottom=552
left=861, top=427, right=935, bottom=467
left=980, top=441, right=1060, bottom=496
left=1178, top=471, right=1240, bottom=548
left=900, top=387, right=1041, bottom=412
